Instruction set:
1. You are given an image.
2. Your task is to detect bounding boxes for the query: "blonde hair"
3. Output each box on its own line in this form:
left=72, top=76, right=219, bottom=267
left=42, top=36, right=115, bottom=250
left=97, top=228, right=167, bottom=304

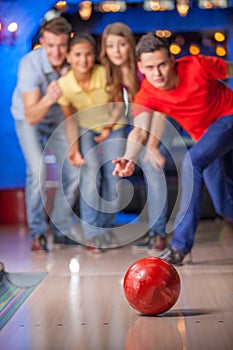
left=99, top=22, right=139, bottom=103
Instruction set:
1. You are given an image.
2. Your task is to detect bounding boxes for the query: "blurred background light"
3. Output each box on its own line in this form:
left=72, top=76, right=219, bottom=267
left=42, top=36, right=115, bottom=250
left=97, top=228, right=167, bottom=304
left=170, top=43, right=182, bottom=55
left=143, top=0, right=175, bottom=11
left=214, top=31, right=225, bottom=42
left=189, top=44, right=200, bottom=55
left=176, top=0, right=190, bottom=16
left=69, top=258, right=80, bottom=274
left=79, top=1, right=93, bottom=20
left=216, top=45, right=227, bottom=56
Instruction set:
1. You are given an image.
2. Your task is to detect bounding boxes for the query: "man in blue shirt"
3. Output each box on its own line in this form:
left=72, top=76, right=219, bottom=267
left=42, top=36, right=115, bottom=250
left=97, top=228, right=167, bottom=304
left=11, top=15, right=79, bottom=251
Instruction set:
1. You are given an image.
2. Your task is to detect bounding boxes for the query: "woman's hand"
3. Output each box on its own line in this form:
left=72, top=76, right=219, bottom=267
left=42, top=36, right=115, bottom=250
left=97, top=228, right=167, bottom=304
left=94, top=127, right=112, bottom=143
left=68, top=149, right=85, bottom=166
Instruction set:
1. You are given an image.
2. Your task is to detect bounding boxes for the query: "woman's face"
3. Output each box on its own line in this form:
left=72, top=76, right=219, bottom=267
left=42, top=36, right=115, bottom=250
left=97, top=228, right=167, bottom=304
left=67, top=40, right=95, bottom=75
left=105, top=34, right=130, bottom=66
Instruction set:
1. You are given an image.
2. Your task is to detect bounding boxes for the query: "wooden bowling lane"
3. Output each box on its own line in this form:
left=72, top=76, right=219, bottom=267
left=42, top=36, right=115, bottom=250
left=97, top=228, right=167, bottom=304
left=0, top=219, right=233, bottom=350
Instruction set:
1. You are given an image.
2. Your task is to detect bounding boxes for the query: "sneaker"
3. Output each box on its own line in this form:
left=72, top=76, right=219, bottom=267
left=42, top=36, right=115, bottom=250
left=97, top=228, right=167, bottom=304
left=64, top=236, right=81, bottom=246
left=158, top=247, right=185, bottom=265
left=86, top=245, right=102, bottom=253
left=153, top=235, right=166, bottom=251
left=224, top=218, right=233, bottom=227
left=221, top=218, right=233, bottom=244
left=54, top=234, right=81, bottom=246
left=86, top=237, right=103, bottom=253
left=31, top=234, right=48, bottom=252
left=134, top=236, right=154, bottom=248
left=54, top=235, right=66, bottom=244
left=103, top=232, right=119, bottom=248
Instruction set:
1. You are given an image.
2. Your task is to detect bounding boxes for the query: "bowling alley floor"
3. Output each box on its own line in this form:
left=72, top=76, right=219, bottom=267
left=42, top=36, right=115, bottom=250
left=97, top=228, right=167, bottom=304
left=0, top=218, right=233, bottom=350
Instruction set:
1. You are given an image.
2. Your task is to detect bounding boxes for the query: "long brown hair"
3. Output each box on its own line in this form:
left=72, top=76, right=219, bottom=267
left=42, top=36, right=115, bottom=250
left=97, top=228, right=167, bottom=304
left=99, top=22, right=139, bottom=103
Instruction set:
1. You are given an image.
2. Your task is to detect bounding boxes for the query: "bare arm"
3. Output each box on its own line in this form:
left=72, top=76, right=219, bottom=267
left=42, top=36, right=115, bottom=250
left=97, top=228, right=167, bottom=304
left=146, top=112, right=167, bottom=149
left=112, top=112, right=151, bottom=177
left=122, top=112, right=151, bottom=161
left=61, top=104, right=85, bottom=166
left=61, top=104, right=78, bottom=146
left=143, top=112, right=167, bottom=170
left=23, top=80, right=63, bottom=125
left=108, top=102, right=126, bottom=127
left=94, top=102, right=126, bottom=143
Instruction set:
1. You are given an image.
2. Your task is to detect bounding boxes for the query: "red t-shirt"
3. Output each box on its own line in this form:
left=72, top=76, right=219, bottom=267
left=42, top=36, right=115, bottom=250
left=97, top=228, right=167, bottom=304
left=133, top=55, right=233, bottom=140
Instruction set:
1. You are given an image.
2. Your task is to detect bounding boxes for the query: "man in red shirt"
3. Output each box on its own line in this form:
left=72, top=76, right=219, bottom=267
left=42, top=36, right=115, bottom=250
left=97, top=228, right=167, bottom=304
left=113, top=33, right=233, bottom=265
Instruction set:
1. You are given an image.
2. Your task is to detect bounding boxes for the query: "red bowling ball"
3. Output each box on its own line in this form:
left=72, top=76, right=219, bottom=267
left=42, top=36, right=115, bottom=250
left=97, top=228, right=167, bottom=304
left=123, top=257, right=181, bottom=315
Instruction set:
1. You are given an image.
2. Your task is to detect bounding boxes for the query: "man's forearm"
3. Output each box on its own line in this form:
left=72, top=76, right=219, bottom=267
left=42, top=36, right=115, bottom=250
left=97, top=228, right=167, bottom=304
left=24, top=80, right=63, bottom=125
left=123, top=127, right=148, bottom=162
left=122, top=112, right=152, bottom=161
left=146, top=112, right=167, bottom=150
left=24, top=94, right=54, bottom=125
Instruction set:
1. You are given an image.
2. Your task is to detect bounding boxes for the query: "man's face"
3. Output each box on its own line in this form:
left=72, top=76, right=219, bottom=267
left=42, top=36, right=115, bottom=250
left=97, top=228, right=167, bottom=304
left=40, top=31, right=69, bottom=70
left=138, top=48, right=176, bottom=90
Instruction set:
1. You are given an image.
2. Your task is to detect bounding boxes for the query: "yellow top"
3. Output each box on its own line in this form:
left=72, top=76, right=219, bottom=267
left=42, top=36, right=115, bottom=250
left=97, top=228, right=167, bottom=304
left=58, top=64, right=126, bottom=132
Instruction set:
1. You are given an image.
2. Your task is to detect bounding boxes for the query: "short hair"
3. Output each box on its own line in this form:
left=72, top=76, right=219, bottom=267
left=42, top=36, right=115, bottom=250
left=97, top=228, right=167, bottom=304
left=68, top=32, right=96, bottom=51
left=136, top=33, right=170, bottom=61
left=40, top=17, right=72, bottom=36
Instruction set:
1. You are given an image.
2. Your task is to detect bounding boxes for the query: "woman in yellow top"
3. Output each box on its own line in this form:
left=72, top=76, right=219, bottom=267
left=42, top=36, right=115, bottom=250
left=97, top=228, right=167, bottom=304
left=58, top=33, right=127, bottom=249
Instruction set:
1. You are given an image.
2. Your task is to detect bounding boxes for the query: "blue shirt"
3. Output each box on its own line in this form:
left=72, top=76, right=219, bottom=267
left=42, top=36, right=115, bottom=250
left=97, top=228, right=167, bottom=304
left=11, top=48, right=67, bottom=126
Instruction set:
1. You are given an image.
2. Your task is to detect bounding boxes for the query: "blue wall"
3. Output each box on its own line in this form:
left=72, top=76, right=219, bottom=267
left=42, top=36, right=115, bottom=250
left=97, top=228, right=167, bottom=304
left=0, top=0, right=55, bottom=189
left=0, top=0, right=232, bottom=189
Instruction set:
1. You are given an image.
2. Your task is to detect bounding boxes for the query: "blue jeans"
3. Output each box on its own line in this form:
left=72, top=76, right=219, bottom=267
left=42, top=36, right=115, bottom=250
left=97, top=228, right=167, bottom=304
left=79, top=127, right=127, bottom=239
left=172, top=115, right=233, bottom=253
left=15, top=120, right=79, bottom=239
left=139, top=118, right=180, bottom=238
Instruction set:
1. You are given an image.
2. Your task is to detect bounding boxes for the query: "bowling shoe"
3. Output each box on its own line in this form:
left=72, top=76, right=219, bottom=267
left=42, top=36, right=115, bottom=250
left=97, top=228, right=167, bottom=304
left=134, top=235, right=154, bottom=248
left=153, top=235, right=166, bottom=251
left=64, top=236, right=81, bottom=245
left=54, top=235, right=65, bottom=244
left=103, top=232, right=119, bottom=248
left=31, top=234, right=48, bottom=252
left=54, top=235, right=81, bottom=245
left=86, top=236, right=104, bottom=253
left=134, top=234, right=166, bottom=251
left=158, top=246, right=185, bottom=265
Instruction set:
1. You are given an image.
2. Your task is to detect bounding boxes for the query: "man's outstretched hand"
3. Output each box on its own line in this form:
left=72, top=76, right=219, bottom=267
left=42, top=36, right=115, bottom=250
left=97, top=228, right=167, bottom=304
left=112, top=158, right=135, bottom=177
